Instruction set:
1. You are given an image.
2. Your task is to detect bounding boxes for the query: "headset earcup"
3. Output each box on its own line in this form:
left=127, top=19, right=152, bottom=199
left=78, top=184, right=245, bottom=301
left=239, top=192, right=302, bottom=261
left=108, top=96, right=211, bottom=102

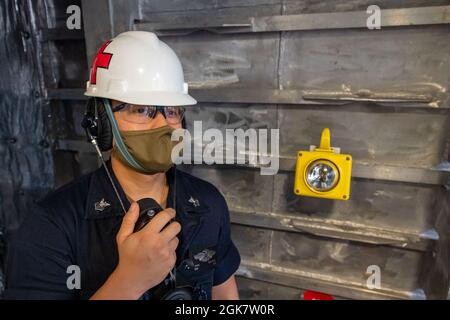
left=83, top=98, right=99, bottom=141
left=96, top=99, right=113, bottom=151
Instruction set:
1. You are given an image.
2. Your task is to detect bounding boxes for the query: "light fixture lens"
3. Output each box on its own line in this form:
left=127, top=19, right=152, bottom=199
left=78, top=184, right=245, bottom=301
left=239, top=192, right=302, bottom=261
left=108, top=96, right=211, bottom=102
left=306, top=160, right=338, bottom=191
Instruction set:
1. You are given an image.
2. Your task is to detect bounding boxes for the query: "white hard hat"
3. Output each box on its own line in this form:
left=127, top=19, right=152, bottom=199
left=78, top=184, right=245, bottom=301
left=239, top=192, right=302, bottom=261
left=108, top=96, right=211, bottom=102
left=84, top=31, right=196, bottom=106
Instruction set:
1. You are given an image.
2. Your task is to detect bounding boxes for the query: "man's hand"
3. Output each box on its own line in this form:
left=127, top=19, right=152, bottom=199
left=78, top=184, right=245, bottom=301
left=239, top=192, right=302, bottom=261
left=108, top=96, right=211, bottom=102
left=90, top=202, right=181, bottom=300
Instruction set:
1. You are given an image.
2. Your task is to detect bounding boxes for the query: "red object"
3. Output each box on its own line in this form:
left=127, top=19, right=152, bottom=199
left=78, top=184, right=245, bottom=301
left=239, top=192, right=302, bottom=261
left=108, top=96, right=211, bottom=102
left=90, top=40, right=113, bottom=84
left=304, top=290, right=334, bottom=300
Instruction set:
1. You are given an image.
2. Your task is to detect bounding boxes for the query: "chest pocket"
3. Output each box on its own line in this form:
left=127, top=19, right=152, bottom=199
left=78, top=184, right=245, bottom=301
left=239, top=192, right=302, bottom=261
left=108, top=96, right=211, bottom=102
left=174, top=198, right=219, bottom=296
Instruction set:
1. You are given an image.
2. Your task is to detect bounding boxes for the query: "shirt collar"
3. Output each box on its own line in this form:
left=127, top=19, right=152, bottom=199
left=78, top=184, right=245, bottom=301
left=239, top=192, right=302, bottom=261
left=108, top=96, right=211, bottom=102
left=84, top=161, right=209, bottom=220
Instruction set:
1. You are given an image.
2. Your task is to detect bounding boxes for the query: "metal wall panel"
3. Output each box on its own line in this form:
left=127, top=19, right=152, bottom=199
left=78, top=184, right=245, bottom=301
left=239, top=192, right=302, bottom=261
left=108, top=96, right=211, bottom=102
left=278, top=107, right=450, bottom=168
left=236, top=276, right=330, bottom=300
left=278, top=26, right=450, bottom=108
left=139, top=0, right=281, bottom=13
left=231, top=224, right=426, bottom=299
left=184, top=166, right=274, bottom=212
left=161, top=27, right=280, bottom=89
left=282, top=0, right=450, bottom=14
left=273, top=174, right=438, bottom=234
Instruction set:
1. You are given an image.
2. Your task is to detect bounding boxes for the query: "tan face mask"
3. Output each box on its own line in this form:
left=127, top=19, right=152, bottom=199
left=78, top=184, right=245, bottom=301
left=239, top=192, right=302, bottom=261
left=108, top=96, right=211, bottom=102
left=112, top=125, right=178, bottom=174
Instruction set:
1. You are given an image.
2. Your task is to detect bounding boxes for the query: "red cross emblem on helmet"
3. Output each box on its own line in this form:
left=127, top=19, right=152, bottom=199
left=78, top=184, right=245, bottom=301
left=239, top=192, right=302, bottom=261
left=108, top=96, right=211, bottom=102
left=84, top=31, right=197, bottom=107
left=89, top=40, right=113, bottom=85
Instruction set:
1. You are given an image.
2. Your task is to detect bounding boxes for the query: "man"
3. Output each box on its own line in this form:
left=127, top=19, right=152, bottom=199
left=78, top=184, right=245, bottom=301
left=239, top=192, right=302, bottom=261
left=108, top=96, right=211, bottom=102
left=4, top=31, right=240, bottom=300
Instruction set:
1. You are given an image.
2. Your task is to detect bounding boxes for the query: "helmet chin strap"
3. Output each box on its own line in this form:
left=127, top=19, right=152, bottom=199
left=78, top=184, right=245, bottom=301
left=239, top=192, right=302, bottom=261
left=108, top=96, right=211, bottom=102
left=103, top=98, right=147, bottom=172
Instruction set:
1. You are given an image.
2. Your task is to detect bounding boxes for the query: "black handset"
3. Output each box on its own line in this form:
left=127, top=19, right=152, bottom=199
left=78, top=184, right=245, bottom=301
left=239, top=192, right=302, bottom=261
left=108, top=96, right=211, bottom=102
left=132, top=198, right=193, bottom=300
left=133, top=198, right=165, bottom=232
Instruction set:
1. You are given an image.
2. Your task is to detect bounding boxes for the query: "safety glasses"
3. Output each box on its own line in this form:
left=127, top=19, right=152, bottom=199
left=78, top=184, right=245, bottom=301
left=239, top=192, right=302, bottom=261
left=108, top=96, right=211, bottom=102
left=112, top=103, right=185, bottom=125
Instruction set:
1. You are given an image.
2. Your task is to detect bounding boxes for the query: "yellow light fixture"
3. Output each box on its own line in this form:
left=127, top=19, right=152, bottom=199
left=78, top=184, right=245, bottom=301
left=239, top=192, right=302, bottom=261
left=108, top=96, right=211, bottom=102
left=294, top=128, right=352, bottom=200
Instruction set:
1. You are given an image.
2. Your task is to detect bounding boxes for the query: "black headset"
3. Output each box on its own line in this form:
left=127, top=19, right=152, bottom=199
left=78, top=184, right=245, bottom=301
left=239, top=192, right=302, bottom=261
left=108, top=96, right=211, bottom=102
left=81, top=97, right=113, bottom=151
left=81, top=97, right=187, bottom=150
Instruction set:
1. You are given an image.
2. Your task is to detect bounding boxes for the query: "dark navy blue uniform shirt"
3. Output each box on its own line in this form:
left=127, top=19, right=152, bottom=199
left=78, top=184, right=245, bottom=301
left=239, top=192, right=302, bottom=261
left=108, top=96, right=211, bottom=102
left=4, top=161, right=240, bottom=299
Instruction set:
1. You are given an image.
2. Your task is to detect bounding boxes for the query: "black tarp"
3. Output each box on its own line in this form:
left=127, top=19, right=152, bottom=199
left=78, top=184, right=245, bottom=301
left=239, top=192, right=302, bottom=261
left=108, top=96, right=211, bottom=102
left=0, top=0, right=54, bottom=295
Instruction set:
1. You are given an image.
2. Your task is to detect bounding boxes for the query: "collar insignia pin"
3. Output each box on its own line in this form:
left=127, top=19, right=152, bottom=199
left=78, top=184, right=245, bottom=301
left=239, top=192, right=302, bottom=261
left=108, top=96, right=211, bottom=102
left=95, top=198, right=111, bottom=212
